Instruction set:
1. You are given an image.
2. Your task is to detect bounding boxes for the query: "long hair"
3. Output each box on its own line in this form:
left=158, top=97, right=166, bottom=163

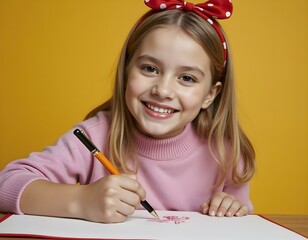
left=85, top=10, right=255, bottom=186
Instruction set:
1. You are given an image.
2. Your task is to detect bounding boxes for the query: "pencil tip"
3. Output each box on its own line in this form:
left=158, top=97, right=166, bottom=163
left=151, top=211, right=160, bottom=220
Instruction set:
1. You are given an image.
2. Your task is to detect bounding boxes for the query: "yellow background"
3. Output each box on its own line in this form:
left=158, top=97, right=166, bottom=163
left=0, top=0, right=307, bottom=214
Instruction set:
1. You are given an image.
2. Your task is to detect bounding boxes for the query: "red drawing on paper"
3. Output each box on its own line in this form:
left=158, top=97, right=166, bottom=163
left=148, top=216, right=190, bottom=224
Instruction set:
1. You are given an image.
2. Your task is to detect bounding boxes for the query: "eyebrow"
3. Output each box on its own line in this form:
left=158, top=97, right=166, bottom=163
left=136, top=55, right=205, bottom=77
left=180, top=66, right=205, bottom=77
left=136, top=55, right=160, bottom=65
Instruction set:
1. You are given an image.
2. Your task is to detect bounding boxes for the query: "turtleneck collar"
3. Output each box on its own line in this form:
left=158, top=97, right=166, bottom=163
left=134, top=123, right=200, bottom=160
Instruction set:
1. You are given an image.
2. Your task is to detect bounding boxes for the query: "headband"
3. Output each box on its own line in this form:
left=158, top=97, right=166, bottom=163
left=144, top=0, right=233, bottom=66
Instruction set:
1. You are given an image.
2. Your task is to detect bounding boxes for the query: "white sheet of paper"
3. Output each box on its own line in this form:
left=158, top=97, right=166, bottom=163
left=0, top=210, right=306, bottom=240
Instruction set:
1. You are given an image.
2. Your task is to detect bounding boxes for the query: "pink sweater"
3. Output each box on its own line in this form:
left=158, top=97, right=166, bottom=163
left=0, top=111, right=252, bottom=214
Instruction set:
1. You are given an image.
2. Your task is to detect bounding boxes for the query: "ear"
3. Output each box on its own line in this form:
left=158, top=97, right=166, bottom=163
left=201, top=82, right=222, bottom=109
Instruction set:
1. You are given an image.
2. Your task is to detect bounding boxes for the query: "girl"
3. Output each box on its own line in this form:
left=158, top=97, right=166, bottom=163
left=0, top=0, right=255, bottom=223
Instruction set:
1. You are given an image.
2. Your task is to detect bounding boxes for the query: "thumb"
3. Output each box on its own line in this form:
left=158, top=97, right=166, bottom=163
left=200, top=201, right=210, bottom=215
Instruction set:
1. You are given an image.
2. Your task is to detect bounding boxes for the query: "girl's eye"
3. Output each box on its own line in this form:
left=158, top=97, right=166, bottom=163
left=179, top=75, right=196, bottom=83
left=142, top=65, right=158, bottom=74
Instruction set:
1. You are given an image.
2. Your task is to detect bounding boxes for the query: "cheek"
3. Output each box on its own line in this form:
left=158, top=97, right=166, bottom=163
left=125, top=82, right=137, bottom=117
left=178, top=88, right=208, bottom=111
left=125, top=71, right=148, bottom=105
left=126, top=76, right=143, bottom=99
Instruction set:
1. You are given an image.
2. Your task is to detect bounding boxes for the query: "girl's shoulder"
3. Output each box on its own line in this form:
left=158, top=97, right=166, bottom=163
left=74, top=111, right=111, bottom=144
left=79, top=111, right=111, bottom=129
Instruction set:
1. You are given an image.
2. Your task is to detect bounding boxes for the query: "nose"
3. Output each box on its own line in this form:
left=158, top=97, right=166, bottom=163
left=151, top=75, right=175, bottom=100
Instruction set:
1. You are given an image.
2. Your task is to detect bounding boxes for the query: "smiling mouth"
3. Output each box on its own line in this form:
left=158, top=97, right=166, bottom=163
left=144, top=102, right=177, bottom=114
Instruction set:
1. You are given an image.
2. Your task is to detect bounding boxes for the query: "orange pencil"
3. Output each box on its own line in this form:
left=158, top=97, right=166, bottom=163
left=73, top=128, right=159, bottom=219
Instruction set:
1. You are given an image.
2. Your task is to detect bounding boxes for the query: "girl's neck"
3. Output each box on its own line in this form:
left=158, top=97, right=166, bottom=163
left=134, top=123, right=200, bottom=160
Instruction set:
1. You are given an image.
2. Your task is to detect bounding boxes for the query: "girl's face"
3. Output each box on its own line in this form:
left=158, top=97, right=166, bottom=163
left=125, top=26, right=221, bottom=139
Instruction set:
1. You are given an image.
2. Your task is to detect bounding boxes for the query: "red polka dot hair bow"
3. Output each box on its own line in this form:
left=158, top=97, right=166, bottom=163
left=144, top=0, right=233, bottom=65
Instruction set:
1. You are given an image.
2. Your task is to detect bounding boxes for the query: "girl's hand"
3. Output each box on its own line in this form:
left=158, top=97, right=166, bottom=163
left=200, top=192, right=249, bottom=217
left=78, top=174, right=146, bottom=223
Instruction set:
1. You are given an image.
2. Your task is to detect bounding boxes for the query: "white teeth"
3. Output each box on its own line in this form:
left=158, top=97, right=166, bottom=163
left=146, top=103, right=174, bottom=114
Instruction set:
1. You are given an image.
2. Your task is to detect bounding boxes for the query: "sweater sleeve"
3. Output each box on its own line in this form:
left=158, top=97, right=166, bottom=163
left=0, top=126, right=95, bottom=214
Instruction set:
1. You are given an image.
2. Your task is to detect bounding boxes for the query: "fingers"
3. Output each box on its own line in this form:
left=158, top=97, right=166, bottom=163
left=208, top=192, right=232, bottom=217
left=120, top=174, right=146, bottom=201
left=105, top=175, right=146, bottom=214
left=235, top=204, right=249, bottom=217
left=215, top=194, right=239, bottom=217
left=112, top=198, right=137, bottom=220
left=201, top=192, right=249, bottom=217
left=101, top=208, right=127, bottom=223
left=103, top=198, right=139, bottom=223
left=82, top=175, right=146, bottom=223
left=200, top=202, right=210, bottom=215
left=120, top=188, right=142, bottom=206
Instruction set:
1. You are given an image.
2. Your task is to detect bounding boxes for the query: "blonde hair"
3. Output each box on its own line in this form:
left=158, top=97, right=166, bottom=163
left=85, top=10, right=255, bottom=186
